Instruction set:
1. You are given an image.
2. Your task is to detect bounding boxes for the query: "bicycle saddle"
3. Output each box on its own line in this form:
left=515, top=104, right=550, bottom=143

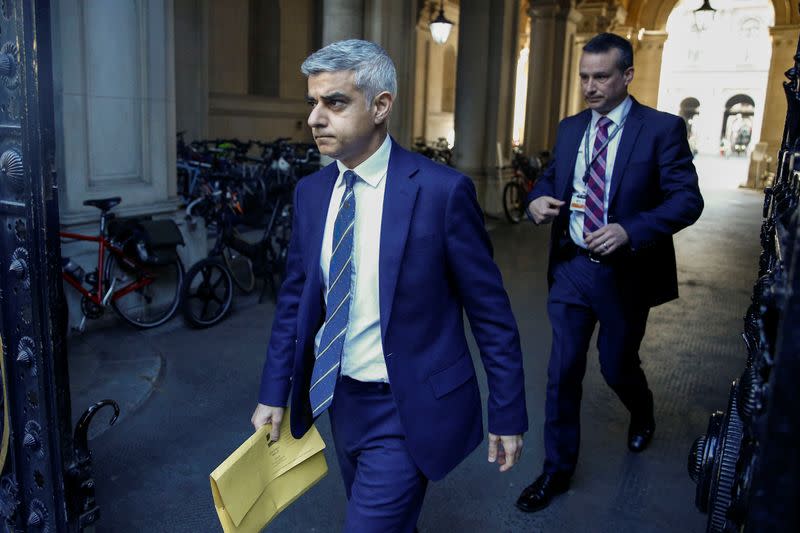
left=83, top=197, right=122, bottom=212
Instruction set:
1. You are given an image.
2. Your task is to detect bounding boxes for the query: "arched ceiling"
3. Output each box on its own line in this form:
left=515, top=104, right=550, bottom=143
left=626, top=0, right=798, bottom=30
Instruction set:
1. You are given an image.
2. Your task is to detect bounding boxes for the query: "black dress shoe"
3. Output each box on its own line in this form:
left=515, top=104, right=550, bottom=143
left=515, top=472, right=571, bottom=513
left=628, top=420, right=655, bottom=452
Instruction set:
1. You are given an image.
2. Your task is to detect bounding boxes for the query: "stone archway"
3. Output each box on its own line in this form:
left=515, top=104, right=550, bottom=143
left=680, top=97, right=701, bottom=153
left=629, top=0, right=796, bottom=29
left=616, top=0, right=800, bottom=181
left=721, top=94, right=756, bottom=156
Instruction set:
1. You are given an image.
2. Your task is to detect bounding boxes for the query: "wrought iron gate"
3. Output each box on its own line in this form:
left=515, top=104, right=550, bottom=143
left=0, top=2, right=109, bottom=531
left=688, top=13, right=800, bottom=533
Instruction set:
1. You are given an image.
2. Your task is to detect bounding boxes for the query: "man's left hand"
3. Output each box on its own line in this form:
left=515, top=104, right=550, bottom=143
left=585, top=223, right=630, bottom=256
left=488, top=433, right=523, bottom=472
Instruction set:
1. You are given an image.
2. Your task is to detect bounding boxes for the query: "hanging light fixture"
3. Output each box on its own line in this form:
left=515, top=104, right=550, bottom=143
left=430, top=0, right=454, bottom=44
left=693, top=0, right=717, bottom=32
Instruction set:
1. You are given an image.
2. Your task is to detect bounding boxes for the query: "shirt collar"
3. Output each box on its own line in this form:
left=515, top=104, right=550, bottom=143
left=335, top=135, right=392, bottom=188
left=591, top=95, right=631, bottom=129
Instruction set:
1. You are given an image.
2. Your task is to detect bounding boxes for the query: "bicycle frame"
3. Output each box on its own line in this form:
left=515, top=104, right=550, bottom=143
left=59, top=230, right=155, bottom=307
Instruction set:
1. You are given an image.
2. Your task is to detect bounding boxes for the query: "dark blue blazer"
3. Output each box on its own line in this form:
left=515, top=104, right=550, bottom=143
left=529, top=98, right=704, bottom=307
left=259, top=140, right=528, bottom=481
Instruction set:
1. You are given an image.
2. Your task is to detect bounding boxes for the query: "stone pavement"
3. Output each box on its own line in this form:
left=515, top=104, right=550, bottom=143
left=68, top=155, right=761, bottom=532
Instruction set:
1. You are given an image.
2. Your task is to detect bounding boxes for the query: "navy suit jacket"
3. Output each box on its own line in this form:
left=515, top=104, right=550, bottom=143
left=259, top=139, right=528, bottom=481
left=529, top=98, right=704, bottom=307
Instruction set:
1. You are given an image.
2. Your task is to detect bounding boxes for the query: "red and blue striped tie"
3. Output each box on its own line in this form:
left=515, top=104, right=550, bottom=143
left=583, top=116, right=613, bottom=235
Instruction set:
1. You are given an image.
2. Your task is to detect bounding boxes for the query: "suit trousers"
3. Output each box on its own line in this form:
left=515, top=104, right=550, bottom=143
left=329, top=376, right=428, bottom=533
left=543, top=253, right=653, bottom=475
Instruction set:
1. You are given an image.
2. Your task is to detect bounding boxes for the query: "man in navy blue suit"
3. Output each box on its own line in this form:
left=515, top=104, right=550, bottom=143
left=251, top=39, right=528, bottom=532
left=515, top=33, right=703, bottom=513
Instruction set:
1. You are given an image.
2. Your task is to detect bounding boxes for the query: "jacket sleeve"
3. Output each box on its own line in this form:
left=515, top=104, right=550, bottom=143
left=528, top=124, right=563, bottom=204
left=258, top=185, right=306, bottom=406
left=621, top=116, right=705, bottom=248
left=444, top=175, right=529, bottom=436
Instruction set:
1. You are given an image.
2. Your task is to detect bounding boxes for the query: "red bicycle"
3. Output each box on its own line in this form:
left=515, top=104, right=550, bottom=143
left=60, top=197, right=185, bottom=330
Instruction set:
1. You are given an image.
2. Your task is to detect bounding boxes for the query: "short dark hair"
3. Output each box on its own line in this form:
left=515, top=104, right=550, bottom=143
left=583, top=33, right=633, bottom=72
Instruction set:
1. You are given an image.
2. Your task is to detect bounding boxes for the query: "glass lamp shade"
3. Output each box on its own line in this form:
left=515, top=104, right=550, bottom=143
left=430, top=10, right=453, bottom=44
left=693, top=0, right=716, bottom=32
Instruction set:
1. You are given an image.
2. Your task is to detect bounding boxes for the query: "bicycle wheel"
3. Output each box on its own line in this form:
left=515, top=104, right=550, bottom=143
left=222, top=244, right=256, bottom=293
left=181, top=258, right=234, bottom=328
left=106, top=254, right=184, bottom=328
left=265, top=201, right=293, bottom=293
left=503, top=181, right=527, bottom=224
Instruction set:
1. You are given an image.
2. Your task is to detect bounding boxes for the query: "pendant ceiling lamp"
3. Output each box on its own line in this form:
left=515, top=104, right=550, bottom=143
left=693, top=0, right=717, bottom=32
left=430, top=0, right=454, bottom=44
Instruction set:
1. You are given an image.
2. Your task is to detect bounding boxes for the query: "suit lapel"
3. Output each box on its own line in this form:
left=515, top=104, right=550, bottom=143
left=379, top=141, right=420, bottom=341
left=305, top=162, right=339, bottom=276
left=608, top=99, right=644, bottom=207
left=297, top=163, right=337, bottom=346
left=558, top=110, right=591, bottom=200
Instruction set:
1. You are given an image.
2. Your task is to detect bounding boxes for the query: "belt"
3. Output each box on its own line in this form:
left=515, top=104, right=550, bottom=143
left=563, top=241, right=608, bottom=264
left=339, top=375, right=391, bottom=393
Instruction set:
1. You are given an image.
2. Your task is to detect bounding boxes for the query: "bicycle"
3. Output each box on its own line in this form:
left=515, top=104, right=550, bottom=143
left=60, top=197, right=185, bottom=330
left=502, top=148, right=548, bottom=223
left=180, top=178, right=294, bottom=328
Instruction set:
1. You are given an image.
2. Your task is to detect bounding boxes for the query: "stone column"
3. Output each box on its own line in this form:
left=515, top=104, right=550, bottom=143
left=629, top=30, right=668, bottom=109
left=323, top=0, right=365, bottom=44
left=364, top=0, right=418, bottom=148
left=453, top=0, right=519, bottom=215
left=174, top=0, right=209, bottom=142
left=52, top=0, right=179, bottom=224
left=565, top=31, right=589, bottom=117
left=523, top=0, right=578, bottom=155
left=746, top=24, right=800, bottom=187
left=51, top=0, right=205, bottom=328
left=565, top=2, right=631, bottom=117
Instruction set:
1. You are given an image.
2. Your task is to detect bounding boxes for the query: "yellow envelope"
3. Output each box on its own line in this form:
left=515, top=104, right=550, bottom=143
left=210, top=412, right=328, bottom=532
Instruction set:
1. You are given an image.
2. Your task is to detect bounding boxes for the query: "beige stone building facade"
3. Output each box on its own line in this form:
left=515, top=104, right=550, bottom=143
left=52, top=0, right=799, bottom=227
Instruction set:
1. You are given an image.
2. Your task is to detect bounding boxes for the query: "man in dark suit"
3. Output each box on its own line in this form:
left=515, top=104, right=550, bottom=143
left=515, top=33, right=704, bottom=513
left=251, top=39, right=528, bottom=532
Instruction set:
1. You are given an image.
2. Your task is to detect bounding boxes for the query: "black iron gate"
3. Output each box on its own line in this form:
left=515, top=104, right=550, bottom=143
left=688, top=13, right=800, bottom=533
left=0, top=2, right=109, bottom=531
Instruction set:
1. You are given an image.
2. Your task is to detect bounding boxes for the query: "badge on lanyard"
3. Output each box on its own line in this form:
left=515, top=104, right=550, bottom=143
left=570, top=191, right=586, bottom=212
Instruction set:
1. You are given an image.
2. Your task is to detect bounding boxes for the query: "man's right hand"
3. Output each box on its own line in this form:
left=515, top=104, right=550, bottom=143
left=251, top=403, right=285, bottom=442
left=528, top=196, right=565, bottom=225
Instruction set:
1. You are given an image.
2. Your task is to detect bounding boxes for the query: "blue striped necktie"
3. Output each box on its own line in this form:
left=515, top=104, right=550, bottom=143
left=309, top=170, right=357, bottom=417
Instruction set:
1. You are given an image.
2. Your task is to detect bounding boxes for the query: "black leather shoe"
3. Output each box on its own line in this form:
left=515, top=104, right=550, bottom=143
left=515, top=472, right=571, bottom=513
left=628, top=420, right=655, bottom=452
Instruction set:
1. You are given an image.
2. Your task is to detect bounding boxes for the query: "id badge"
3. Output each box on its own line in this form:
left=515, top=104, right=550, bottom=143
left=570, top=191, right=586, bottom=212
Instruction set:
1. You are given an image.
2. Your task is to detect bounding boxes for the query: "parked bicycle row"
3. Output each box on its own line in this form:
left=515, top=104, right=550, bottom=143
left=60, top=141, right=549, bottom=333
left=411, top=136, right=454, bottom=167
left=60, top=193, right=294, bottom=336
left=176, top=132, right=320, bottom=227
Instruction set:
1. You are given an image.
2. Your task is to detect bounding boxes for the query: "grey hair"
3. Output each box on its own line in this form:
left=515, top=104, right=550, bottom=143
left=301, top=39, right=397, bottom=107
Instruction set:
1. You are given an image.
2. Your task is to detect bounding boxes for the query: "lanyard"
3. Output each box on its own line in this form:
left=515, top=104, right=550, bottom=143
left=582, top=100, right=631, bottom=179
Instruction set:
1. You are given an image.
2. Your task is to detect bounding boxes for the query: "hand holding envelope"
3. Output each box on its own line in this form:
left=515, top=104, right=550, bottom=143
left=210, top=411, right=328, bottom=532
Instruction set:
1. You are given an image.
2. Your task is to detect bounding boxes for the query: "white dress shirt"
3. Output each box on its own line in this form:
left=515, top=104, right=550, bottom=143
left=569, top=96, right=632, bottom=248
left=315, top=135, right=391, bottom=382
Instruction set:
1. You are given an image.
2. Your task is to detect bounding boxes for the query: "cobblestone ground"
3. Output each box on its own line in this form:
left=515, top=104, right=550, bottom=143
left=82, top=155, right=760, bottom=532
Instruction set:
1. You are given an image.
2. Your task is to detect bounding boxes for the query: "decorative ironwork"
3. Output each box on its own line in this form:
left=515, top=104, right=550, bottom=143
left=688, top=6, right=800, bottom=532
left=0, top=149, right=23, bottom=192
left=15, top=336, right=35, bottom=376
left=0, top=2, right=111, bottom=531
left=66, top=400, right=119, bottom=528
left=0, top=42, right=19, bottom=90
left=9, top=246, right=29, bottom=290
left=1, top=0, right=12, bottom=21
